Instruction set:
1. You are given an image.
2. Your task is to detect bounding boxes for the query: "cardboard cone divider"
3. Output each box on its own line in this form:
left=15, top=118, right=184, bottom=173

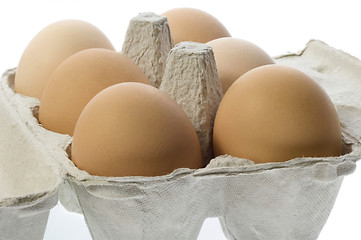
left=0, top=12, right=360, bottom=240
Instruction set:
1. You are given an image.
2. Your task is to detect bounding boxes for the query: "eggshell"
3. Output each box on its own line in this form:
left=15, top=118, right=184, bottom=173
left=213, top=64, right=343, bottom=163
left=207, top=37, right=275, bottom=93
left=162, top=8, right=231, bottom=44
left=71, top=82, right=203, bottom=177
left=39, top=48, right=150, bottom=136
left=14, top=19, right=114, bottom=99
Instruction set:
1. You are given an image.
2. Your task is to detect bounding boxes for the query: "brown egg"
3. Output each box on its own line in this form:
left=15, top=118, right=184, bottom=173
left=39, top=48, right=150, bottom=136
left=14, top=19, right=114, bottom=99
left=71, top=82, right=203, bottom=177
left=162, top=8, right=231, bottom=44
left=207, top=37, right=275, bottom=93
left=213, top=65, right=343, bottom=163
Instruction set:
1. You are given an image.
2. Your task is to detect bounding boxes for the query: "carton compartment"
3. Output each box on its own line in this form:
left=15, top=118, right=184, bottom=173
left=0, top=69, right=62, bottom=202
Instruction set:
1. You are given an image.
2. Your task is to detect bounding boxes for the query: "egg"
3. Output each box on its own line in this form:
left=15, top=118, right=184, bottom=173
left=71, top=82, right=203, bottom=177
left=39, top=48, right=150, bottom=136
left=213, top=65, right=343, bottom=163
left=162, top=8, right=231, bottom=44
left=207, top=37, right=275, bottom=93
left=14, top=19, right=114, bottom=99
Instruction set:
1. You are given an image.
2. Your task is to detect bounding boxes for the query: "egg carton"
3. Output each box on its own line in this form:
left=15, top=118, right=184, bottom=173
left=1, top=12, right=361, bottom=240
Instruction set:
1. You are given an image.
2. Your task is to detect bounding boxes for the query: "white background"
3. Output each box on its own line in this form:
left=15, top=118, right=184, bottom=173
left=0, top=0, right=360, bottom=239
